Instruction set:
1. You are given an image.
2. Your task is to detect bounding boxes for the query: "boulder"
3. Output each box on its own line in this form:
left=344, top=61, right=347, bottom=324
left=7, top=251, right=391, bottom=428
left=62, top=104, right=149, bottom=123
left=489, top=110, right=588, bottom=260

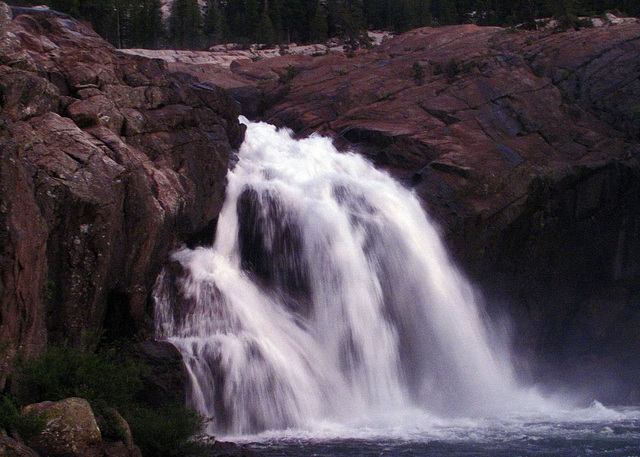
left=24, top=398, right=103, bottom=457
left=133, top=340, right=188, bottom=410
left=98, top=408, right=142, bottom=457
left=0, top=132, right=48, bottom=388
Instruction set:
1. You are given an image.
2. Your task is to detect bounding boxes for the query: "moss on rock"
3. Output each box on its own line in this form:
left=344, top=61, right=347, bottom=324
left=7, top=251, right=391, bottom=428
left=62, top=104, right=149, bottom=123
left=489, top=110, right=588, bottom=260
left=24, top=397, right=103, bottom=457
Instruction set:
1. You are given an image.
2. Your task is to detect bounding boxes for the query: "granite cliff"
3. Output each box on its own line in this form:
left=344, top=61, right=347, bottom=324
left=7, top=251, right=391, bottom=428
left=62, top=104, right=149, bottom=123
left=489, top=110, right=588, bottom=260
left=0, top=4, right=244, bottom=387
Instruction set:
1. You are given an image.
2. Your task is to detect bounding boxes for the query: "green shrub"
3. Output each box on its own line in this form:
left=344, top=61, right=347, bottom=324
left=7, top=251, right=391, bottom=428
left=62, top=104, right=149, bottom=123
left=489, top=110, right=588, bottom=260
left=15, top=345, right=144, bottom=411
left=0, top=395, right=46, bottom=442
left=279, top=65, right=300, bottom=84
left=430, top=60, right=444, bottom=75
left=445, top=58, right=461, bottom=81
left=411, top=61, right=425, bottom=83
left=127, top=403, right=207, bottom=457
left=13, top=344, right=206, bottom=457
left=574, top=17, right=594, bottom=28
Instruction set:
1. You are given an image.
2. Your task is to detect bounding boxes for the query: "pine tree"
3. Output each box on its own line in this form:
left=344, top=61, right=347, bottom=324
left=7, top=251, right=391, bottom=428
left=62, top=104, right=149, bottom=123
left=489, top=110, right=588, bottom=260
left=327, top=0, right=367, bottom=49
left=412, top=0, right=432, bottom=28
left=268, top=0, right=284, bottom=43
left=281, top=0, right=307, bottom=43
left=363, top=0, right=385, bottom=29
left=245, top=0, right=262, bottom=41
left=48, top=0, right=81, bottom=17
left=130, top=0, right=165, bottom=48
left=257, top=1, right=276, bottom=46
left=389, top=0, right=411, bottom=31
left=309, top=0, right=329, bottom=43
left=169, top=0, right=204, bottom=49
left=436, top=0, right=457, bottom=24
left=547, top=0, right=577, bottom=28
left=80, top=0, right=119, bottom=46
left=223, top=0, right=260, bottom=43
left=223, top=0, right=244, bottom=41
left=203, top=0, right=223, bottom=46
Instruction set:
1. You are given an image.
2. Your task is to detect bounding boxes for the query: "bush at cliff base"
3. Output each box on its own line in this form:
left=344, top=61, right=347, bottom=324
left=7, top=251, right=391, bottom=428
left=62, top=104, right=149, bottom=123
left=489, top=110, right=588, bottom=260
left=10, top=344, right=207, bottom=457
left=0, top=395, right=46, bottom=442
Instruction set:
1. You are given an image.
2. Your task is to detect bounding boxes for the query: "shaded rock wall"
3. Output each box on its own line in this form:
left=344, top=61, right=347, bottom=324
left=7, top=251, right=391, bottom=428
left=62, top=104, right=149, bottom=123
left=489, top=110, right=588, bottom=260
left=0, top=4, right=244, bottom=387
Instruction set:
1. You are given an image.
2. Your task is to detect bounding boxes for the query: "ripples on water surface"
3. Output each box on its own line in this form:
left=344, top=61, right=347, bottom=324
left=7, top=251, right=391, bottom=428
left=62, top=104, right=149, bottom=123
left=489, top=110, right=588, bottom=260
left=234, top=404, right=640, bottom=457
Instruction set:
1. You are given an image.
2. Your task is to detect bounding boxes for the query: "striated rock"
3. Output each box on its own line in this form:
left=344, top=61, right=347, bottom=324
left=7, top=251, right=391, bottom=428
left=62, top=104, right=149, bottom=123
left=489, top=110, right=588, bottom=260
left=0, top=2, right=244, bottom=386
left=0, top=125, right=48, bottom=385
left=24, top=398, right=103, bottom=457
left=184, top=22, right=640, bottom=400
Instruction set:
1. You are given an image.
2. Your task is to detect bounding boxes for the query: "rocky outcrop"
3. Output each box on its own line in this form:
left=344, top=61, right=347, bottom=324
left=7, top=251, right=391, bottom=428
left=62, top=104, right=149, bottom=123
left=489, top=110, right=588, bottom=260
left=132, top=341, right=188, bottom=410
left=185, top=22, right=640, bottom=401
left=99, top=408, right=142, bottom=457
left=0, top=4, right=244, bottom=387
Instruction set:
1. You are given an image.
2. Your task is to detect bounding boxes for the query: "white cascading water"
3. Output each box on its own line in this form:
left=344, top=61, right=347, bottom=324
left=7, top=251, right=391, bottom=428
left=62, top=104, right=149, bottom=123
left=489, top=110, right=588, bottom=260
left=154, top=118, right=545, bottom=436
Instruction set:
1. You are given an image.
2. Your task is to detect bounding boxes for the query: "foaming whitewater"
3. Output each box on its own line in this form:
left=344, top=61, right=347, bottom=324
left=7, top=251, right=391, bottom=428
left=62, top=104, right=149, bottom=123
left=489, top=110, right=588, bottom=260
left=154, top=119, right=551, bottom=436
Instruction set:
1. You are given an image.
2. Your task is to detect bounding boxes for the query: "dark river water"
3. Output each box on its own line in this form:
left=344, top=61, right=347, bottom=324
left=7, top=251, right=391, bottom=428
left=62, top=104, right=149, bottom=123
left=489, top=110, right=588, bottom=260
left=231, top=404, right=640, bottom=457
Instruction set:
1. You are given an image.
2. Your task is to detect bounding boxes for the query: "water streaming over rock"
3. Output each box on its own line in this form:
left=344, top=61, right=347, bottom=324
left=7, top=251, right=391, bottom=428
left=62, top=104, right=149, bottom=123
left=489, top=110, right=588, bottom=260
left=154, top=119, right=545, bottom=435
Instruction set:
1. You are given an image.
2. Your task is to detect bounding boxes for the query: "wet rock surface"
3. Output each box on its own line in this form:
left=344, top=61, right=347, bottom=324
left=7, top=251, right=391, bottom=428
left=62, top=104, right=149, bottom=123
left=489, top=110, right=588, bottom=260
left=0, top=4, right=244, bottom=385
left=132, top=340, right=188, bottom=410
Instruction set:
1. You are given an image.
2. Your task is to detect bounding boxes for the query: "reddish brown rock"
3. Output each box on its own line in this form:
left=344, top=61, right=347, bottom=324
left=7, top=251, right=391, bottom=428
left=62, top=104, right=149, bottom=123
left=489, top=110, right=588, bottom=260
left=0, top=114, right=48, bottom=386
left=0, top=3, right=244, bottom=387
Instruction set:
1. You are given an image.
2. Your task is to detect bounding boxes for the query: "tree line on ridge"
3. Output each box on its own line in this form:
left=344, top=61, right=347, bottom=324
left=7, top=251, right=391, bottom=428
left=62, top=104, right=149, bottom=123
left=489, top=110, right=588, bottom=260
left=6, top=0, right=640, bottom=49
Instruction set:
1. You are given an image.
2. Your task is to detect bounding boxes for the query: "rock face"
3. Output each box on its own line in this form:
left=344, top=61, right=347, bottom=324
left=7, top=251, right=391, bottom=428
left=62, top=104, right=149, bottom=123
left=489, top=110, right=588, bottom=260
left=0, top=4, right=244, bottom=387
left=189, top=23, right=640, bottom=401
left=133, top=340, right=188, bottom=409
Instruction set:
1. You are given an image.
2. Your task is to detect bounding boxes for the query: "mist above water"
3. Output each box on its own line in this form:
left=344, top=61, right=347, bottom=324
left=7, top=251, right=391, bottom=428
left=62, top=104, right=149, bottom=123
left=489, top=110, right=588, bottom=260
left=154, top=119, right=554, bottom=436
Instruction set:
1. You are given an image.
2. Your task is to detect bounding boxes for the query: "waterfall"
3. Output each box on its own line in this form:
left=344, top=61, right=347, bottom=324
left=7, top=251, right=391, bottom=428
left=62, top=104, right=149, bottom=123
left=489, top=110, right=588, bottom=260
left=154, top=119, right=542, bottom=436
